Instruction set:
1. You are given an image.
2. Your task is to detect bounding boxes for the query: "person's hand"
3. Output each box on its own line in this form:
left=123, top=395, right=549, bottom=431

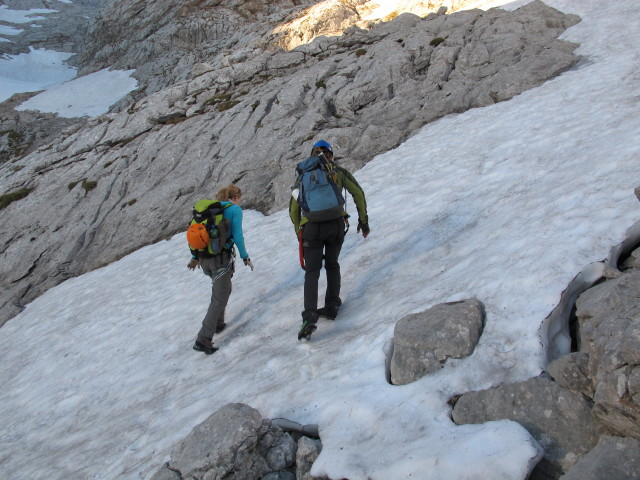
left=187, top=258, right=200, bottom=270
left=357, top=222, right=370, bottom=238
left=244, top=258, right=254, bottom=271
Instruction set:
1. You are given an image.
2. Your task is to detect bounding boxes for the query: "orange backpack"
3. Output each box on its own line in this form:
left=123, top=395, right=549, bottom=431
left=186, top=223, right=210, bottom=250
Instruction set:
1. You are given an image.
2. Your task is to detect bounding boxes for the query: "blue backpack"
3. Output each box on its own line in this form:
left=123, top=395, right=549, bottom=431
left=296, top=154, right=345, bottom=222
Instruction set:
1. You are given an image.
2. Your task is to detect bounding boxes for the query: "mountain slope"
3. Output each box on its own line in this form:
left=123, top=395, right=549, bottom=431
left=0, top=1, right=581, bottom=326
left=0, top=1, right=639, bottom=479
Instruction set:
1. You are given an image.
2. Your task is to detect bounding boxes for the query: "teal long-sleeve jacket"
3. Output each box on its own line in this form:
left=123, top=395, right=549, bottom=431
left=222, top=201, right=249, bottom=260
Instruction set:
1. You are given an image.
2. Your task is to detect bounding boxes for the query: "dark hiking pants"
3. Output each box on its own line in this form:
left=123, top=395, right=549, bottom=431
left=197, top=252, right=234, bottom=343
left=302, top=218, right=345, bottom=322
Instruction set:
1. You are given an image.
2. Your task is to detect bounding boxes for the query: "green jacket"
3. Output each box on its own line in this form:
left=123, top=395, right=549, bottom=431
left=289, top=164, right=368, bottom=233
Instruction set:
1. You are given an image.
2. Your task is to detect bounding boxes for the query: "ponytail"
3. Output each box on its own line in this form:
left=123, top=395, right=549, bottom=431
left=216, top=184, right=242, bottom=201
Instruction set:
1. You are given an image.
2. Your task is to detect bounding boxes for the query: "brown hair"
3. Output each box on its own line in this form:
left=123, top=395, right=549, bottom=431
left=216, top=184, right=242, bottom=201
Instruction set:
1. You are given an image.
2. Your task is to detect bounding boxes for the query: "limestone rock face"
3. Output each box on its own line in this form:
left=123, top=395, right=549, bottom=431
left=73, top=0, right=498, bottom=94
left=0, top=2, right=580, bottom=325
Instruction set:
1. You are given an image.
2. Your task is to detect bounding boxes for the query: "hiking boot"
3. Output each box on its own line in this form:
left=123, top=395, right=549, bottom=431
left=317, top=306, right=339, bottom=320
left=215, top=322, right=227, bottom=334
left=193, top=339, right=218, bottom=355
left=298, top=319, right=317, bottom=341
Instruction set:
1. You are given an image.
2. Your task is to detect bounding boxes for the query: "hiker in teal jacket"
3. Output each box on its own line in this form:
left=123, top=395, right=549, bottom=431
left=221, top=201, right=249, bottom=260
left=188, top=184, right=254, bottom=354
left=289, top=140, right=369, bottom=339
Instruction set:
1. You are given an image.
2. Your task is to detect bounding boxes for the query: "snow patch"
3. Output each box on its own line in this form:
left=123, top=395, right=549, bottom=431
left=16, top=69, right=138, bottom=117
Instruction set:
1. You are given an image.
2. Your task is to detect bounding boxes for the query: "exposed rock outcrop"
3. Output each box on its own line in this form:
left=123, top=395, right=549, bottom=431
left=0, top=93, right=86, bottom=164
left=0, top=2, right=581, bottom=326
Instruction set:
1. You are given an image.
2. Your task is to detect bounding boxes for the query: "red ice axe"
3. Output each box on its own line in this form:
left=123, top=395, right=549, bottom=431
left=298, top=231, right=305, bottom=270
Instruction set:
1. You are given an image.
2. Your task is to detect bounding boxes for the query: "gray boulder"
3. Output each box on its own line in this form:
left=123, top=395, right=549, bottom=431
left=575, top=271, right=640, bottom=333
left=272, top=418, right=320, bottom=438
left=262, top=472, right=296, bottom=480
left=452, top=375, right=600, bottom=478
left=296, top=436, right=326, bottom=480
left=390, top=299, right=485, bottom=385
left=560, top=436, right=640, bottom=480
left=591, top=344, right=640, bottom=439
left=150, top=467, right=179, bottom=480
left=546, top=352, right=594, bottom=398
left=258, top=422, right=298, bottom=472
left=151, top=403, right=296, bottom=480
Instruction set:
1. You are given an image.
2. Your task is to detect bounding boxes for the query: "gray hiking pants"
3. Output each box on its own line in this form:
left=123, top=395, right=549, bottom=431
left=197, top=253, right=234, bottom=343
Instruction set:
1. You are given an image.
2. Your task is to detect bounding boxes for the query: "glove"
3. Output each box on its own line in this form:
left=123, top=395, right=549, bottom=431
left=187, top=258, right=200, bottom=270
left=243, top=258, right=254, bottom=271
left=357, top=222, right=370, bottom=238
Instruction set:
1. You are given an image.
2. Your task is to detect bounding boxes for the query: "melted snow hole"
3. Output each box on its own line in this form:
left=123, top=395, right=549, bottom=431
left=540, top=219, right=640, bottom=363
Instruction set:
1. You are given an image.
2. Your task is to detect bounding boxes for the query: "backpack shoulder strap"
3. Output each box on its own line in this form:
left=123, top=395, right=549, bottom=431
left=296, top=156, right=322, bottom=174
left=214, top=202, right=232, bottom=247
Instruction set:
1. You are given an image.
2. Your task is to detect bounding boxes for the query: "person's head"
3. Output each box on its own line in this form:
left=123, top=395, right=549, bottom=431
left=216, top=184, right=242, bottom=203
left=311, top=140, right=333, bottom=161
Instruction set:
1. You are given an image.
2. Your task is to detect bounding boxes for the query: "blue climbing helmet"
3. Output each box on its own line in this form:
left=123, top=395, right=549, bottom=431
left=311, top=140, right=333, bottom=155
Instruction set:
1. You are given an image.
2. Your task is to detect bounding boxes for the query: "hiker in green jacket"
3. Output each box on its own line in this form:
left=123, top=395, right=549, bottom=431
left=289, top=140, right=369, bottom=339
left=189, top=184, right=254, bottom=354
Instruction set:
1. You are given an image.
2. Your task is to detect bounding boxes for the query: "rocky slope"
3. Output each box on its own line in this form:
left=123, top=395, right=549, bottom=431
left=73, top=0, right=484, bottom=96
left=0, top=1, right=580, bottom=325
